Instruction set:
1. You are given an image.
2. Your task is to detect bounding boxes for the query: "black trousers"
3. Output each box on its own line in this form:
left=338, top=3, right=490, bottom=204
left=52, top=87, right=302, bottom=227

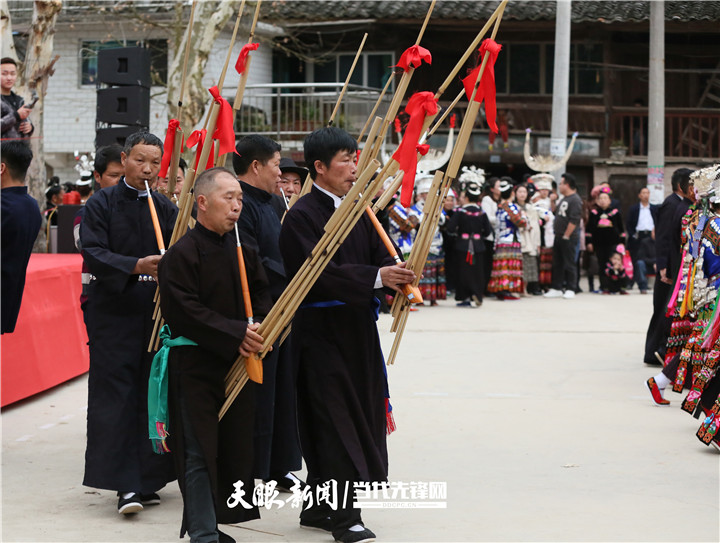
left=645, top=277, right=673, bottom=364
left=551, top=236, right=577, bottom=291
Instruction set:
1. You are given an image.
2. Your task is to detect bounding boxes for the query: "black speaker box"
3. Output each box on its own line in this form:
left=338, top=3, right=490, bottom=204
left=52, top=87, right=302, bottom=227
left=97, top=86, right=150, bottom=126
left=95, top=126, right=142, bottom=148
left=56, top=205, right=83, bottom=254
left=97, top=47, right=151, bottom=88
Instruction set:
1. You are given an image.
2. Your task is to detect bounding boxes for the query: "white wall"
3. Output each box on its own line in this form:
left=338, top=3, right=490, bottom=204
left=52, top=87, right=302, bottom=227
left=43, top=21, right=274, bottom=183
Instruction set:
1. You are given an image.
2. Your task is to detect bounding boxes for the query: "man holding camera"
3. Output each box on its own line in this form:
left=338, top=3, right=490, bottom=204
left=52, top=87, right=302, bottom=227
left=1, top=57, right=34, bottom=141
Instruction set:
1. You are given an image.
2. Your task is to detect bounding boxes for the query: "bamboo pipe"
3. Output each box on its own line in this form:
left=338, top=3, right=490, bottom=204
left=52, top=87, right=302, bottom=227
left=364, top=206, right=422, bottom=304
left=433, top=0, right=505, bottom=101
left=144, top=181, right=166, bottom=255
left=356, top=116, right=382, bottom=174
left=328, top=33, right=368, bottom=126
left=234, top=223, right=263, bottom=384
left=357, top=73, right=395, bottom=144
left=227, top=163, right=387, bottom=386
left=372, top=170, right=404, bottom=213
left=176, top=0, right=197, bottom=123
left=223, top=159, right=384, bottom=404
left=233, top=0, right=260, bottom=110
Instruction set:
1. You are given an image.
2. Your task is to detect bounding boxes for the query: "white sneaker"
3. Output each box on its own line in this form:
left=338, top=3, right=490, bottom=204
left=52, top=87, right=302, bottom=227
left=563, top=290, right=576, bottom=299
left=544, top=289, right=563, bottom=298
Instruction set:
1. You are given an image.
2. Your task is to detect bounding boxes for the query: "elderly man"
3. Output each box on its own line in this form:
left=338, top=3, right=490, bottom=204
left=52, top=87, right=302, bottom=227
left=80, top=131, right=177, bottom=515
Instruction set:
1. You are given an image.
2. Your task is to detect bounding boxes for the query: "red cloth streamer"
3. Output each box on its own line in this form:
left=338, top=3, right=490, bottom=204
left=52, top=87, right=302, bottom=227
left=235, top=43, right=259, bottom=74
left=461, top=39, right=502, bottom=133
left=208, top=86, right=237, bottom=157
left=394, top=44, right=432, bottom=72
left=186, top=129, right=214, bottom=172
left=392, top=92, right=438, bottom=208
left=449, top=113, right=456, bottom=129
left=159, top=119, right=181, bottom=178
left=394, top=118, right=402, bottom=133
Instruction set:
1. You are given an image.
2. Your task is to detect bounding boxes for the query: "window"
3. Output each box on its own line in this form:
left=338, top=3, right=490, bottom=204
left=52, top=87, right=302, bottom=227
left=80, top=39, right=168, bottom=86
left=495, top=43, right=603, bottom=96
left=313, top=52, right=394, bottom=89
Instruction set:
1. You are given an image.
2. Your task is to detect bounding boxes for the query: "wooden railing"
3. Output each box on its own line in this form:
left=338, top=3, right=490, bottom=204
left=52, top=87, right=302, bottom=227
left=610, top=108, right=720, bottom=159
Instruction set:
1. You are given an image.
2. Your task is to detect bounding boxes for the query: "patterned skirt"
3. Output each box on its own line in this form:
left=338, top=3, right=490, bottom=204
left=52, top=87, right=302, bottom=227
left=539, top=247, right=553, bottom=286
left=665, top=316, right=695, bottom=365
left=674, top=308, right=711, bottom=392
left=522, top=253, right=539, bottom=284
left=419, top=255, right=446, bottom=303
left=488, top=242, right=523, bottom=293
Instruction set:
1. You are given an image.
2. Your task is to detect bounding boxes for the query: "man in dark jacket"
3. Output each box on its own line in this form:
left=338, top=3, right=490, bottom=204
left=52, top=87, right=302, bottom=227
left=279, top=127, right=415, bottom=543
left=1, top=140, right=41, bottom=333
left=643, top=168, right=694, bottom=365
left=80, top=131, right=177, bottom=514
left=626, top=186, right=659, bottom=293
left=159, top=167, right=272, bottom=543
left=232, top=135, right=304, bottom=492
left=1, top=58, right=33, bottom=140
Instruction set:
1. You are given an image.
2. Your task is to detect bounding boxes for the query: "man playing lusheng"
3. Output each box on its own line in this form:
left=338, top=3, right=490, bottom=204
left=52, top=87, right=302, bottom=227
left=80, top=131, right=176, bottom=514
left=279, top=127, right=415, bottom=543
left=158, top=167, right=271, bottom=543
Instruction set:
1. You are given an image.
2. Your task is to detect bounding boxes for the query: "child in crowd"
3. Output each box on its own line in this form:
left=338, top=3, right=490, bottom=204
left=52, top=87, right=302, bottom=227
left=604, top=251, right=629, bottom=294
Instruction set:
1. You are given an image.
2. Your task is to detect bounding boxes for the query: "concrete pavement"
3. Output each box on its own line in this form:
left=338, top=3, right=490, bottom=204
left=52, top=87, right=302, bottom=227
left=2, top=289, right=719, bottom=542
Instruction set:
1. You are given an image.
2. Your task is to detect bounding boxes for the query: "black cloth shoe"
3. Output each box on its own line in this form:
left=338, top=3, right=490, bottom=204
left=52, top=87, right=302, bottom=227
left=217, top=529, right=235, bottom=543
left=140, top=492, right=160, bottom=505
left=117, top=493, right=143, bottom=514
left=334, top=527, right=376, bottom=543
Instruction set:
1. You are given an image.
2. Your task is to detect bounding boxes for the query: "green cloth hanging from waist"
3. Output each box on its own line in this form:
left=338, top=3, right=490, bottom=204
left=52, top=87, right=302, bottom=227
left=148, top=324, right=197, bottom=454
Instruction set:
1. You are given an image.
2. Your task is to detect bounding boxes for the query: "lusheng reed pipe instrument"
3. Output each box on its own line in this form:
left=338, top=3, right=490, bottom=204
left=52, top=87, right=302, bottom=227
left=234, top=223, right=263, bottom=383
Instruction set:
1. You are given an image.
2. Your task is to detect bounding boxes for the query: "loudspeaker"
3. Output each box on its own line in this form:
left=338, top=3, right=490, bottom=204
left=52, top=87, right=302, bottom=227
left=97, top=47, right=151, bottom=88
left=55, top=205, right=83, bottom=254
left=97, top=86, right=150, bottom=126
left=95, top=126, right=141, bottom=148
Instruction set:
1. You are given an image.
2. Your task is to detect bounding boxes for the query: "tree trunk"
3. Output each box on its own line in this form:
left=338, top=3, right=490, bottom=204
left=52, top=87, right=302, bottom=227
left=0, top=0, right=19, bottom=62
left=166, top=0, right=236, bottom=135
left=22, top=0, right=62, bottom=252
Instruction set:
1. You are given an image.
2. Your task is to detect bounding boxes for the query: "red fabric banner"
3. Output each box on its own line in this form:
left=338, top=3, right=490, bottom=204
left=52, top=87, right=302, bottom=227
left=208, top=86, right=237, bottom=157
left=392, top=91, right=438, bottom=207
left=1, top=254, right=89, bottom=406
left=159, top=119, right=181, bottom=178
left=394, top=45, right=432, bottom=72
left=461, top=39, right=502, bottom=133
left=235, top=43, right=260, bottom=74
left=186, top=128, right=214, bottom=172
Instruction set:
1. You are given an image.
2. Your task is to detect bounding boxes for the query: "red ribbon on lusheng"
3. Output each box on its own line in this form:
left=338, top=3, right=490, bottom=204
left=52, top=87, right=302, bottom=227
left=461, top=39, right=502, bottom=133
left=449, top=113, right=456, bottom=129
left=186, top=128, right=214, bottom=172
left=394, top=44, right=432, bottom=72
left=417, top=143, right=430, bottom=156
left=392, top=91, right=438, bottom=208
left=235, top=43, right=259, bottom=74
left=159, top=119, right=181, bottom=178
left=394, top=118, right=402, bottom=133
left=208, top=86, right=237, bottom=157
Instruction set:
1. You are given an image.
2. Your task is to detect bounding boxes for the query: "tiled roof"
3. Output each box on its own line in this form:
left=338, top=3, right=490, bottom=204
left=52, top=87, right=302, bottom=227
left=262, top=1, right=720, bottom=24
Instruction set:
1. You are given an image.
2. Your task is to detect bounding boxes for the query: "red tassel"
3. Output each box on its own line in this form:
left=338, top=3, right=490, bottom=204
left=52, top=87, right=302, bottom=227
left=159, top=119, right=181, bottom=178
left=394, top=44, right=432, bottom=72
left=208, top=86, right=237, bottom=156
left=186, top=129, right=214, bottom=171
left=385, top=398, right=396, bottom=435
left=235, top=43, right=259, bottom=74
left=392, top=92, right=438, bottom=208
left=461, top=39, right=502, bottom=133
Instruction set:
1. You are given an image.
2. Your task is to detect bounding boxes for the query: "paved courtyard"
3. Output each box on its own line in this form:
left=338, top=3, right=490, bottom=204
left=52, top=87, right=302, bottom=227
left=2, top=288, right=718, bottom=542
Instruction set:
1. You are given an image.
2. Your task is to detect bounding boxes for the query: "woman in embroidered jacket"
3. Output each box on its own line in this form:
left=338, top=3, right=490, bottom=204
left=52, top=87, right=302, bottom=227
left=487, top=177, right=527, bottom=300
left=514, top=183, right=542, bottom=296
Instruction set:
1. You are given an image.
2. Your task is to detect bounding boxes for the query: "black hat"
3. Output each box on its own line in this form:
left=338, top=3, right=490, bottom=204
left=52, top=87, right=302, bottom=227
left=279, top=157, right=308, bottom=178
